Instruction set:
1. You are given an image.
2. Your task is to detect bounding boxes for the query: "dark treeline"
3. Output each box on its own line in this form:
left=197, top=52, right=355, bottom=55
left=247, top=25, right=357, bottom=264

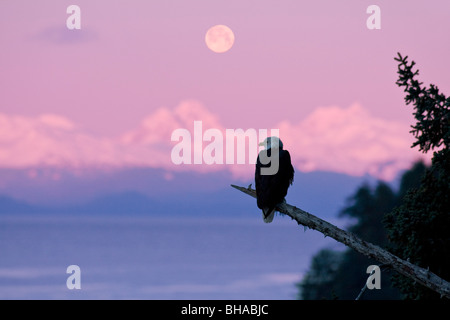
left=297, top=161, right=427, bottom=299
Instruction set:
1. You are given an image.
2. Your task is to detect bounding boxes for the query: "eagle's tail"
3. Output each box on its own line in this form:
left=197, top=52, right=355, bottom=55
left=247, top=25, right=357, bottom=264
left=262, top=207, right=275, bottom=223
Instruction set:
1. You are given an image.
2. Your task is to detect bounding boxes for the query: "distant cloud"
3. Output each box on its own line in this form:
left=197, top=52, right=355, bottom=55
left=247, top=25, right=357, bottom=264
left=0, top=101, right=429, bottom=181
left=31, top=25, right=97, bottom=45
left=121, top=100, right=224, bottom=146
left=38, top=114, right=75, bottom=130
left=0, top=112, right=119, bottom=168
left=119, top=100, right=225, bottom=170
left=277, top=103, right=427, bottom=180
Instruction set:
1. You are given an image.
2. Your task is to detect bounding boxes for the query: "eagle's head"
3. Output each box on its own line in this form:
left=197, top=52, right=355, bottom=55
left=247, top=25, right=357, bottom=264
left=259, top=136, right=283, bottom=150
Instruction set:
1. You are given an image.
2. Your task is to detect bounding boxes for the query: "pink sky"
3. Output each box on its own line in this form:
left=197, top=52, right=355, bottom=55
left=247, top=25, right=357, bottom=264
left=1, top=0, right=449, bottom=180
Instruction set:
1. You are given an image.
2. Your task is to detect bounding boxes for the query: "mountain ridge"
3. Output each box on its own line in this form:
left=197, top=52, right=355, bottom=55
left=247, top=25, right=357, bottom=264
left=0, top=167, right=386, bottom=219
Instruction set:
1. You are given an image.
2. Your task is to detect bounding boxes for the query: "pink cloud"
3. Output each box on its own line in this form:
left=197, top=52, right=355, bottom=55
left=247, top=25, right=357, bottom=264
left=277, top=103, right=428, bottom=180
left=118, top=100, right=226, bottom=171
left=121, top=100, right=224, bottom=146
left=38, top=114, right=76, bottom=131
left=0, top=101, right=429, bottom=181
left=0, top=113, right=120, bottom=168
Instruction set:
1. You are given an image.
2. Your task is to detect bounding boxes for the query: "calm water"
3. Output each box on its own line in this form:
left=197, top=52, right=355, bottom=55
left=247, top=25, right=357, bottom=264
left=0, top=214, right=343, bottom=299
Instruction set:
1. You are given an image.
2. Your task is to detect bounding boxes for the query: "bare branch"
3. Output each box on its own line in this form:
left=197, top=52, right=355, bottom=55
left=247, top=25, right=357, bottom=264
left=231, top=184, right=450, bottom=299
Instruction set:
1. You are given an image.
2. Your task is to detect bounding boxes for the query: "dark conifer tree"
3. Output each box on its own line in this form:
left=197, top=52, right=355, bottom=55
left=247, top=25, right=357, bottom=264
left=384, top=53, right=450, bottom=299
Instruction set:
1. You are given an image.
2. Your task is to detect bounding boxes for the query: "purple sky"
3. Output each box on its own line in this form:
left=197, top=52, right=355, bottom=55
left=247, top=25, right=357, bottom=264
left=1, top=0, right=449, bottom=180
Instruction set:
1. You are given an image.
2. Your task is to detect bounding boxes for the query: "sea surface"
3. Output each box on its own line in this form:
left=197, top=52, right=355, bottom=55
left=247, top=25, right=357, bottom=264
left=0, top=214, right=344, bottom=299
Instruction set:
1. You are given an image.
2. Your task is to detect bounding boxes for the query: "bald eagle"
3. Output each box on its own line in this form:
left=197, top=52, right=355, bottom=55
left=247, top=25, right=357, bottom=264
left=255, top=137, right=294, bottom=223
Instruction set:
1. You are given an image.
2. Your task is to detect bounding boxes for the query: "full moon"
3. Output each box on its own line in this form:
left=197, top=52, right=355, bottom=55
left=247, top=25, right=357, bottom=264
left=205, top=25, right=235, bottom=53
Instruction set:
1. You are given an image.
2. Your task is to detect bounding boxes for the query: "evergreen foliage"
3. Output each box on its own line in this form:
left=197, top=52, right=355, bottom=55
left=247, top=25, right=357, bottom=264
left=384, top=53, right=450, bottom=299
left=298, top=52, right=450, bottom=299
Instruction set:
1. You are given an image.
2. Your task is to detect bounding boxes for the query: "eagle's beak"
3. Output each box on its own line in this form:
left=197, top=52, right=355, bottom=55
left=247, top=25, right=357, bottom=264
left=258, top=142, right=265, bottom=146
